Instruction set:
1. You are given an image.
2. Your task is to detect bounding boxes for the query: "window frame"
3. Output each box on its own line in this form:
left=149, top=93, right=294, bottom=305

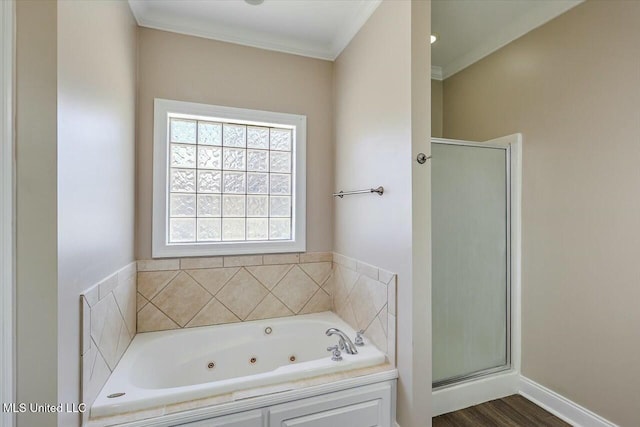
left=152, top=98, right=306, bottom=258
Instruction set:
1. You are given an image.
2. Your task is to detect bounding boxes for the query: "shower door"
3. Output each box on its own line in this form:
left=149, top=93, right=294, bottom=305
left=431, top=137, right=511, bottom=387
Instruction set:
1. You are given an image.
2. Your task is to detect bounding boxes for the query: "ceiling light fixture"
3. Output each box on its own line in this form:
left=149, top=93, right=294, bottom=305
left=245, top=0, right=264, bottom=5
left=431, top=34, right=438, bottom=44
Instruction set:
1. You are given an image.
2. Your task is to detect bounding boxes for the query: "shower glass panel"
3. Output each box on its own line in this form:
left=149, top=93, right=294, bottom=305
left=432, top=140, right=510, bottom=387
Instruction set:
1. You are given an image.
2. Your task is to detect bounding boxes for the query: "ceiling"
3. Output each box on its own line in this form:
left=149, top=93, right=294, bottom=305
left=432, top=0, right=583, bottom=80
left=128, top=0, right=381, bottom=60
left=129, top=0, right=583, bottom=77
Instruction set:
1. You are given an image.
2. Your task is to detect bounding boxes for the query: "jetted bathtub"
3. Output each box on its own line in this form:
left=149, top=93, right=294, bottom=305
left=91, top=311, right=387, bottom=418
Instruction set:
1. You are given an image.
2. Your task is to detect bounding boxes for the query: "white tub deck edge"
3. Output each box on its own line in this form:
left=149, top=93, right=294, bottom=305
left=87, top=364, right=398, bottom=427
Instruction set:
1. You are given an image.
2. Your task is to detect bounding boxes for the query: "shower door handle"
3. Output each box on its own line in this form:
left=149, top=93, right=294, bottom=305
left=416, top=153, right=431, bottom=164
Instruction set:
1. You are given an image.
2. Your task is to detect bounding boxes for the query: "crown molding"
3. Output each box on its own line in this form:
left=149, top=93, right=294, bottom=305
left=431, top=66, right=443, bottom=81
left=128, top=0, right=382, bottom=61
left=331, top=0, right=382, bottom=59
left=441, top=0, right=583, bottom=79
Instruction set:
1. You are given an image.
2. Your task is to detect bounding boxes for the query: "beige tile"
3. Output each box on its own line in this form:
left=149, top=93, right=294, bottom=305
left=334, top=300, right=358, bottom=331
left=365, top=315, right=388, bottom=353
left=299, top=289, right=332, bottom=314
left=246, top=264, right=292, bottom=290
left=332, top=284, right=349, bottom=318
left=300, top=252, right=332, bottom=263
left=322, top=270, right=336, bottom=296
left=84, top=341, right=111, bottom=409
left=337, top=265, right=359, bottom=296
left=98, top=273, right=118, bottom=300
left=113, top=273, right=137, bottom=336
left=115, top=321, right=132, bottom=363
left=152, top=272, right=212, bottom=327
left=186, top=298, right=240, bottom=328
left=332, top=252, right=356, bottom=270
left=378, top=305, right=388, bottom=336
left=185, top=267, right=239, bottom=296
left=89, top=292, right=111, bottom=348
left=81, top=297, right=91, bottom=355
left=263, top=253, right=299, bottom=265
left=82, top=284, right=100, bottom=307
left=246, top=294, right=294, bottom=321
left=356, top=261, right=379, bottom=281
left=223, top=255, right=263, bottom=267
left=272, top=265, right=319, bottom=313
left=299, top=262, right=332, bottom=285
left=216, top=269, right=269, bottom=319
left=350, top=275, right=387, bottom=331
left=388, top=276, right=397, bottom=316
left=137, top=303, right=180, bottom=332
left=137, top=259, right=180, bottom=271
left=180, top=257, right=223, bottom=269
left=117, top=262, right=137, bottom=284
left=137, top=270, right=179, bottom=300
left=387, top=313, right=396, bottom=366
left=91, top=293, right=127, bottom=370
left=137, top=292, right=149, bottom=312
left=378, top=269, right=395, bottom=285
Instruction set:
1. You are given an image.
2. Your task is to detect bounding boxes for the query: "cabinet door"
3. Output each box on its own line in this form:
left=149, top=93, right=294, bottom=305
left=175, top=409, right=263, bottom=427
left=268, top=382, right=392, bottom=427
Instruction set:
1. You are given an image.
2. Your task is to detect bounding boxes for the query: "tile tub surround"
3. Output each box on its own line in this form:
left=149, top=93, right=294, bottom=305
left=136, top=253, right=334, bottom=332
left=330, top=253, right=397, bottom=366
left=80, top=262, right=137, bottom=420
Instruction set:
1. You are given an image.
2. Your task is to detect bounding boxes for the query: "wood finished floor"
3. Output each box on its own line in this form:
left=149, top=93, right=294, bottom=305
left=432, top=395, right=571, bottom=427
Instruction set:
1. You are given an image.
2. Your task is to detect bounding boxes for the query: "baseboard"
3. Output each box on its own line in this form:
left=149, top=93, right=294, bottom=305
left=432, top=370, right=519, bottom=416
left=518, top=376, right=618, bottom=427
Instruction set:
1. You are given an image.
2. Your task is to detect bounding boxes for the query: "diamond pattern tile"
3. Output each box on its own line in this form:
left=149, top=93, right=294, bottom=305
left=272, top=265, right=319, bottom=313
left=246, top=294, right=293, bottom=321
left=246, top=264, right=292, bottom=290
left=185, top=267, right=239, bottom=295
left=300, top=262, right=332, bottom=285
left=132, top=253, right=394, bottom=369
left=137, top=270, right=179, bottom=300
left=137, top=303, right=180, bottom=332
left=151, top=272, right=212, bottom=327
left=300, top=289, right=331, bottom=314
left=216, top=269, right=269, bottom=319
left=349, top=275, right=387, bottom=331
left=187, top=298, right=240, bottom=328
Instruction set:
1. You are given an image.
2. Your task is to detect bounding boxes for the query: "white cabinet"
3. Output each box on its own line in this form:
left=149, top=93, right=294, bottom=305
left=268, top=382, right=392, bottom=427
left=170, top=381, right=395, bottom=427
left=176, top=410, right=262, bottom=427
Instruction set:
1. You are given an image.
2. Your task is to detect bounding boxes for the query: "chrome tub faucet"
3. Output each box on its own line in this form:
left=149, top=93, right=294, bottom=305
left=326, top=328, right=358, bottom=355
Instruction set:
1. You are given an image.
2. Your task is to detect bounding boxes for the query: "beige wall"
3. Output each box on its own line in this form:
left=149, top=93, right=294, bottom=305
left=56, top=1, right=138, bottom=425
left=442, top=1, right=640, bottom=425
left=334, top=1, right=431, bottom=425
left=136, top=28, right=334, bottom=259
left=431, top=80, right=443, bottom=137
left=15, top=1, right=58, bottom=426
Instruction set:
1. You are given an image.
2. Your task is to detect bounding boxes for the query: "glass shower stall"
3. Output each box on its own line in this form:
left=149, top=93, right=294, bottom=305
left=431, top=137, right=513, bottom=388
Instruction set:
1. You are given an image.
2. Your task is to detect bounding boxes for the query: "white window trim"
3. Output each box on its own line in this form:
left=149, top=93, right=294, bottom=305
left=1, top=1, right=15, bottom=426
left=152, top=98, right=307, bottom=258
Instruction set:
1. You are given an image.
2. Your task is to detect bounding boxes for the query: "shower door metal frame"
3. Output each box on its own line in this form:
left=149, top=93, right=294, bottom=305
left=431, top=137, right=514, bottom=390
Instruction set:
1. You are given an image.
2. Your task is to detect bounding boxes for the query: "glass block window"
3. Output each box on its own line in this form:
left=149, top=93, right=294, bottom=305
left=168, top=118, right=294, bottom=243
left=153, top=99, right=306, bottom=257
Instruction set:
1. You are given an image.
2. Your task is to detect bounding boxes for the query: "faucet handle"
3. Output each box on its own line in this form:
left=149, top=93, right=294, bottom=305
left=354, top=330, right=365, bottom=346
left=327, top=345, right=343, bottom=362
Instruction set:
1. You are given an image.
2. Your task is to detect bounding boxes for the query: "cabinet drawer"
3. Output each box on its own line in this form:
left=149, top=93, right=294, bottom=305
left=175, top=409, right=263, bottom=427
left=269, top=382, right=392, bottom=427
